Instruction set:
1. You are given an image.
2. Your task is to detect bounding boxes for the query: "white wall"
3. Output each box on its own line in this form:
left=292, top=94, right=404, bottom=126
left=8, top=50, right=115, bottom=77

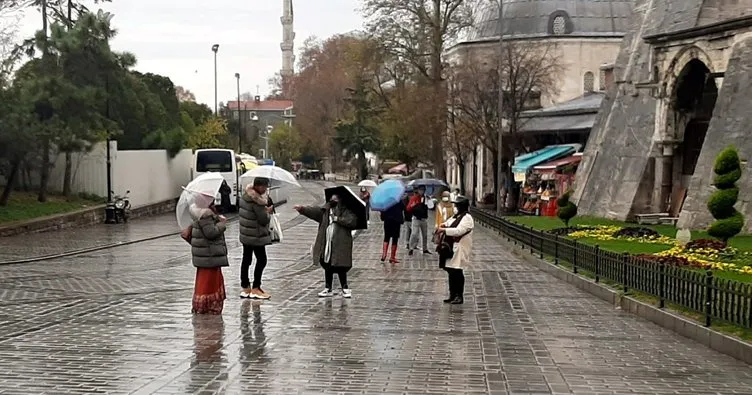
left=48, top=142, right=110, bottom=198
left=112, top=148, right=193, bottom=208
left=39, top=142, right=192, bottom=208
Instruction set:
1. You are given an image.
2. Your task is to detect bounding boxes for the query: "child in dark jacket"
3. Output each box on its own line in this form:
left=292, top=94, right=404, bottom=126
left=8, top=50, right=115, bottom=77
left=380, top=201, right=404, bottom=263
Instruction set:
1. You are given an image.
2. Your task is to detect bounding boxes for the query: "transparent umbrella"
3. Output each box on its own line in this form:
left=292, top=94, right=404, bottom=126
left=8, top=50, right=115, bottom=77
left=358, top=179, right=378, bottom=188
left=241, top=165, right=301, bottom=188
left=176, top=173, right=225, bottom=230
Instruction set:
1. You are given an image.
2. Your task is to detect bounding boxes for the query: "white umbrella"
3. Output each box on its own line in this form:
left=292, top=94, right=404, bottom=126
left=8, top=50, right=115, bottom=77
left=358, top=179, right=378, bottom=188
left=176, top=173, right=225, bottom=230
left=241, top=165, right=301, bottom=187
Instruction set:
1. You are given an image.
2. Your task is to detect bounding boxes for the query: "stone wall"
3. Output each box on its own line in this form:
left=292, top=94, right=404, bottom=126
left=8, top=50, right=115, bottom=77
left=678, top=36, right=752, bottom=230
left=575, top=0, right=718, bottom=220
left=575, top=0, right=663, bottom=219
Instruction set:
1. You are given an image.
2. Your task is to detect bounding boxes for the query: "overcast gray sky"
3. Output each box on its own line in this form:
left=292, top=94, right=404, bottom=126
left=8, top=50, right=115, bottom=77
left=17, top=0, right=363, bottom=108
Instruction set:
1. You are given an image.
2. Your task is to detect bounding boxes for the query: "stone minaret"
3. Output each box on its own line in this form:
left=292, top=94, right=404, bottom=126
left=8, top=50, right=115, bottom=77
left=280, top=0, right=295, bottom=77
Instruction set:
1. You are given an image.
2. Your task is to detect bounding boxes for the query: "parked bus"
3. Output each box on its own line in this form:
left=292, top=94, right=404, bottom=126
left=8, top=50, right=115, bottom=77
left=192, top=149, right=239, bottom=210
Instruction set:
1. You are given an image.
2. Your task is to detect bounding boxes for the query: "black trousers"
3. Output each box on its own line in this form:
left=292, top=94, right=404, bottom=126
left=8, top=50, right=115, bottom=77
left=241, top=245, right=268, bottom=289
left=325, top=267, right=349, bottom=290
left=383, top=222, right=401, bottom=244
left=444, top=267, right=465, bottom=297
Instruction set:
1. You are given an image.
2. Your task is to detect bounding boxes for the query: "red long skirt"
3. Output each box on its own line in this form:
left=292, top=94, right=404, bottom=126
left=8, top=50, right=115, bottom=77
left=192, top=267, right=226, bottom=314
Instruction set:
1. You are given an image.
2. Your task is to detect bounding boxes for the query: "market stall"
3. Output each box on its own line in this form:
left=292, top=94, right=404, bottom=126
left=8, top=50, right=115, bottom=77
left=512, top=144, right=580, bottom=215
left=531, top=153, right=582, bottom=216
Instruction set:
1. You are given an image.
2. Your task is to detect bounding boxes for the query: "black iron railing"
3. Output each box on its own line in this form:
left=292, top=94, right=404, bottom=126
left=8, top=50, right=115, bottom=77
left=470, top=207, right=752, bottom=329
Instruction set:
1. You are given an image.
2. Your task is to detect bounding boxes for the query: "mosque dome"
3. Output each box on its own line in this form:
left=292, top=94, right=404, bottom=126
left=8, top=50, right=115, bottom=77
left=467, top=0, right=634, bottom=41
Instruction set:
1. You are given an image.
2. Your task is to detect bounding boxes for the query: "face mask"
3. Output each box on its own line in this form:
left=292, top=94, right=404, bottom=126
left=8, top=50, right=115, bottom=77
left=330, top=200, right=338, bottom=207
left=442, top=197, right=449, bottom=202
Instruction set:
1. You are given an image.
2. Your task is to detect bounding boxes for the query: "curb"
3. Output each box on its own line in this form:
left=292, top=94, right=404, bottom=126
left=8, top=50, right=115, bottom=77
left=501, top=233, right=752, bottom=365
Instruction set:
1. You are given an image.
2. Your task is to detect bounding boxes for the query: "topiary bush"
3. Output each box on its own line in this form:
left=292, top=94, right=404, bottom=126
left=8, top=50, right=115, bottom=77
left=707, top=146, right=745, bottom=242
left=557, top=191, right=578, bottom=227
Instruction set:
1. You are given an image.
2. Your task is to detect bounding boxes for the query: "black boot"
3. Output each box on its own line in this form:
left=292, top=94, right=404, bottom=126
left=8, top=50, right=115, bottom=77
left=444, top=270, right=455, bottom=303
left=450, top=270, right=465, bottom=304
left=443, top=279, right=454, bottom=303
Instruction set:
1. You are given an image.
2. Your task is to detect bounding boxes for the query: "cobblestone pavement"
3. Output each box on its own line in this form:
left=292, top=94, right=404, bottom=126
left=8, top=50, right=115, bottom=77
left=1, top=195, right=752, bottom=394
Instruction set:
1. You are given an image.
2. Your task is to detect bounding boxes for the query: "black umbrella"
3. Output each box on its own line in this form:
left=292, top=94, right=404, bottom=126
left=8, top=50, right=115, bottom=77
left=325, top=185, right=368, bottom=230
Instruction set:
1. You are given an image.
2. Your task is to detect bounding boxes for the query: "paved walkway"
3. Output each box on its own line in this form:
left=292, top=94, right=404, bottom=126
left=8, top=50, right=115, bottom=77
left=0, top=194, right=751, bottom=394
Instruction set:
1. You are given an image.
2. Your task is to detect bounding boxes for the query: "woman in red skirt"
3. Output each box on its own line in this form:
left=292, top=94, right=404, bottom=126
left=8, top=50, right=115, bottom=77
left=189, top=203, right=229, bottom=314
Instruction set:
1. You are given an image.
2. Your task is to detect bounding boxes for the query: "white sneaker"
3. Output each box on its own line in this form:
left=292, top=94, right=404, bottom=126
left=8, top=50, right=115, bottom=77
left=240, top=290, right=252, bottom=299
left=318, top=289, right=334, bottom=297
left=342, top=289, right=352, bottom=298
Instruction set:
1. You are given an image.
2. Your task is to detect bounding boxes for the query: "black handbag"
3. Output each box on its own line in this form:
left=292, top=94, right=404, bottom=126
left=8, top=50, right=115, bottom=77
left=436, top=213, right=468, bottom=263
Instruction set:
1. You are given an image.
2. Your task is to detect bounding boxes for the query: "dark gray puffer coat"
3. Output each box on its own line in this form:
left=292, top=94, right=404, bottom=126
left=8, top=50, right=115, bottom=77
left=190, top=207, right=229, bottom=268
left=238, top=188, right=272, bottom=246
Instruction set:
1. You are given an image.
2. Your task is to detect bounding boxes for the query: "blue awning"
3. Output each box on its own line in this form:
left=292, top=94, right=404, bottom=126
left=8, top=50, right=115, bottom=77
left=512, top=144, right=579, bottom=174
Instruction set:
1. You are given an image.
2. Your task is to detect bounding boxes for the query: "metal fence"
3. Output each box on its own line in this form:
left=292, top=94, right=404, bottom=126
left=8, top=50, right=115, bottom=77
left=470, top=207, right=752, bottom=329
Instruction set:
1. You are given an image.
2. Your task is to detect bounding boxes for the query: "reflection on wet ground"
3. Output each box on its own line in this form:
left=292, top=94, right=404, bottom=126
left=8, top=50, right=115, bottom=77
left=1, top=182, right=752, bottom=394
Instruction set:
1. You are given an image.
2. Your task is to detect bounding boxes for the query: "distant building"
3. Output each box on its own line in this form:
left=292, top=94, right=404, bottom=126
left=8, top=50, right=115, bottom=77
left=445, top=0, right=632, bottom=203
left=225, top=96, right=295, bottom=129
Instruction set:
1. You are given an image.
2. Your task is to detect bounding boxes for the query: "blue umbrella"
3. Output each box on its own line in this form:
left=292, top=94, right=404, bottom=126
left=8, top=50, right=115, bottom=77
left=371, top=179, right=406, bottom=211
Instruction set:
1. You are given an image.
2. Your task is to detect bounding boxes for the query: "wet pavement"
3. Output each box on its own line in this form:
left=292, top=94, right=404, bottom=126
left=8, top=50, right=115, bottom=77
left=1, top=184, right=752, bottom=394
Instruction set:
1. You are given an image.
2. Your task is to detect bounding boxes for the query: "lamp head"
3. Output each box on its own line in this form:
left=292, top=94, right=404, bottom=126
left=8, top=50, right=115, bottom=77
left=211, top=44, right=219, bottom=52
left=234, top=72, right=240, bottom=79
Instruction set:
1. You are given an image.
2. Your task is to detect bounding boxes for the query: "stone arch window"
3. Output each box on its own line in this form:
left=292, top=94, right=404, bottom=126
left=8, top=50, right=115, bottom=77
left=547, top=11, right=573, bottom=35
left=584, top=72, right=595, bottom=92
left=599, top=70, right=606, bottom=91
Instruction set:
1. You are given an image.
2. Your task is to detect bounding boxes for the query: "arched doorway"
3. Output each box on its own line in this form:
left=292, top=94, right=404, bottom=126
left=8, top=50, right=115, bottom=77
left=665, top=59, right=718, bottom=215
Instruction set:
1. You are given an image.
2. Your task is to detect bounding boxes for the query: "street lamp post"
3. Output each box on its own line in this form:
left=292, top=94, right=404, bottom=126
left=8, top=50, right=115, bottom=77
left=496, top=0, right=505, bottom=214
left=212, top=44, right=219, bottom=115
left=264, top=124, right=273, bottom=160
left=235, top=72, right=241, bottom=153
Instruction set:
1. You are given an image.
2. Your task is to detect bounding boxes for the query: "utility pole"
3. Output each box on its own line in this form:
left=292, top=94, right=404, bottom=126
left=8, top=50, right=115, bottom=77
left=496, top=0, right=505, bottom=215
left=212, top=44, right=219, bottom=114
left=235, top=73, right=242, bottom=153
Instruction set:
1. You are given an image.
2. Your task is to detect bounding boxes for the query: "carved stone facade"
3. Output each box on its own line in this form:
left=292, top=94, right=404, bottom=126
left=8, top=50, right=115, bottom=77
left=575, top=0, right=752, bottom=230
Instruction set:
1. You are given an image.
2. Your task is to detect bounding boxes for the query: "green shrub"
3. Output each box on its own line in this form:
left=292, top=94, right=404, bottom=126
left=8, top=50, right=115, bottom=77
left=557, top=191, right=578, bottom=227
left=707, top=146, right=745, bottom=242
left=707, top=187, right=739, bottom=218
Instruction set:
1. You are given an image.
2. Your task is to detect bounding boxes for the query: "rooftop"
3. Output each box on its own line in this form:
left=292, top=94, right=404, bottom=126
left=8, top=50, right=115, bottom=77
left=227, top=100, right=294, bottom=111
left=465, top=0, right=633, bottom=42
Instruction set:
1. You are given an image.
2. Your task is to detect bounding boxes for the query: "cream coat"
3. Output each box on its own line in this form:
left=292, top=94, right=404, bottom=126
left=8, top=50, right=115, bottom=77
left=442, top=214, right=474, bottom=270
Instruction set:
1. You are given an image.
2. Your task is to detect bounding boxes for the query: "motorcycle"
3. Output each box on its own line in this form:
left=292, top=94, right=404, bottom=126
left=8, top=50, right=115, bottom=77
left=105, top=190, right=131, bottom=224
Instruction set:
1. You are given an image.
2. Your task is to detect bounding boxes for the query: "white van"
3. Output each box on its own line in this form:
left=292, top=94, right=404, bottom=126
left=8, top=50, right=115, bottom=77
left=192, top=149, right=239, bottom=209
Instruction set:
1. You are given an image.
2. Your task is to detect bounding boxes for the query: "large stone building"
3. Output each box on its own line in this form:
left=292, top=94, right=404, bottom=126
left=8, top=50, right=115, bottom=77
left=575, top=0, right=752, bottom=230
left=445, top=0, right=633, bottom=201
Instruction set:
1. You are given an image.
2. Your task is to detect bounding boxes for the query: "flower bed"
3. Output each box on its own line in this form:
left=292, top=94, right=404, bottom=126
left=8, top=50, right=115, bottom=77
left=546, top=225, right=752, bottom=274
left=564, top=226, right=676, bottom=245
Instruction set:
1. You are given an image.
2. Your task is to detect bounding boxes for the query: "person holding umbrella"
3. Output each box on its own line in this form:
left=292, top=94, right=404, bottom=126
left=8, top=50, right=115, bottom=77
left=380, top=198, right=404, bottom=264
left=407, top=185, right=430, bottom=255
left=189, top=200, right=229, bottom=314
left=238, top=177, right=274, bottom=300
left=360, top=187, right=371, bottom=224
left=294, top=187, right=365, bottom=298
left=403, top=185, right=414, bottom=250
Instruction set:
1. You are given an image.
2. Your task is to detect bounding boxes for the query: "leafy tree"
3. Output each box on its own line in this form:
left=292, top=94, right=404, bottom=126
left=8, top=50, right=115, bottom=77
left=187, top=117, right=228, bottom=150
left=334, top=77, right=381, bottom=180
left=362, top=0, right=476, bottom=180
left=707, top=146, right=744, bottom=242
left=180, top=101, right=212, bottom=126
left=175, top=85, right=196, bottom=102
left=268, top=124, right=302, bottom=170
